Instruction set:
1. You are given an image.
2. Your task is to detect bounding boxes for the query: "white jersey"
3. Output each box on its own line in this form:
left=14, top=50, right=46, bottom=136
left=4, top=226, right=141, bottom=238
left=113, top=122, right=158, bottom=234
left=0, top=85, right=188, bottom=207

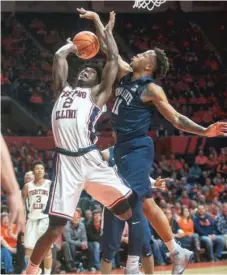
left=26, top=179, right=51, bottom=220
left=51, top=86, right=103, bottom=151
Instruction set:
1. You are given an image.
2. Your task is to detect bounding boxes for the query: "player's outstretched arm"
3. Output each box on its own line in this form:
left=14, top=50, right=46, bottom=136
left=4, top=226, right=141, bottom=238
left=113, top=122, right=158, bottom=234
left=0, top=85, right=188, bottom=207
left=77, top=8, right=132, bottom=81
left=0, top=134, right=25, bottom=233
left=146, top=84, right=227, bottom=137
left=53, top=39, right=78, bottom=97
left=92, top=12, right=119, bottom=108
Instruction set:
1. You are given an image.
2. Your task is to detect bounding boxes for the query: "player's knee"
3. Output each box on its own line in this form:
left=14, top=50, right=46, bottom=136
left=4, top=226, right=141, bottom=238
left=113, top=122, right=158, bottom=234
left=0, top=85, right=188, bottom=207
left=102, top=250, right=116, bottom=262
left=142, top=245, right=153, bottom=258
left=109, top=199, right=132, bottom=221
left=47, top=215, right=67, bottom=241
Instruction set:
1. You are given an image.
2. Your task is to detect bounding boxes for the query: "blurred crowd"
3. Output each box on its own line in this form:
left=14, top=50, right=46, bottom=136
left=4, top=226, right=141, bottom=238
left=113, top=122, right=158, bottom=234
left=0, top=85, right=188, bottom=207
left=1, top=142, right=227, bottom=273
left=1, top=13, right=227, bottom=133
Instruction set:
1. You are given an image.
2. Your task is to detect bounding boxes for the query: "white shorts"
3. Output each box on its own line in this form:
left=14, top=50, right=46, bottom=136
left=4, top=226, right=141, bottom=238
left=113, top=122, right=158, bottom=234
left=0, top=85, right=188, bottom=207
left=49, top=150, right=132, bottom=220
left=24, top=218, right=49, bottom=249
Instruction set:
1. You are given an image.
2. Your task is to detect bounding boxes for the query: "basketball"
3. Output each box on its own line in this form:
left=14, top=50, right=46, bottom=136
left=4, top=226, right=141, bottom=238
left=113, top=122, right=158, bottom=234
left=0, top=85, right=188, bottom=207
left=73, top=31, right=100, bottom=60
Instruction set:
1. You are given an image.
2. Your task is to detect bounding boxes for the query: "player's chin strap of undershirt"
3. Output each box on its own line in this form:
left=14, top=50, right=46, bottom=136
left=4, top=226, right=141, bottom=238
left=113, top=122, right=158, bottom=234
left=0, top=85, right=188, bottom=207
left=54, top=144, right=96, bottom=157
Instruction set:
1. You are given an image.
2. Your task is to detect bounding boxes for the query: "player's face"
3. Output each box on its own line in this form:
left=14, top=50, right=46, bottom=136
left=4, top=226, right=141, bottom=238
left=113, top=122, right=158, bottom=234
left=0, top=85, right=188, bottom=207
left=130, top=51, right=155, bottom=71
left=77, top=67, right=98, bottom=87
left=33, top=164, right=45, bottom=180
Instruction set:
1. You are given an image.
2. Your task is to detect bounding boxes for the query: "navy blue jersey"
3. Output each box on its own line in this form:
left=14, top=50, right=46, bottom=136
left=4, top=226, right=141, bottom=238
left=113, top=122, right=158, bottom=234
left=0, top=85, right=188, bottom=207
left=112, top=73, right=156, bottom=143
left=107, top=146, right=115, bottom=167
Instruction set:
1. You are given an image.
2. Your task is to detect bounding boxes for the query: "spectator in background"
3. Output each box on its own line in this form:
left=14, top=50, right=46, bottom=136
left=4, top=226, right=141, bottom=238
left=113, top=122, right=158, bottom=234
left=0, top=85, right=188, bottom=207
left=83, top=210, right=92, bottom=226
left=156, top=124, right=168, bottom=138
left=177, top=207, right=204, bottom=262
left=193, top=204, right=225, bottom=261
left=1, top=213, right=17, bottom=274
left=63, top=210, right=88, bottom=269
left=188, top=163, right=202, bottom=183
left=195, top=150, right=208, bottom=168
left=86, top=210, right=102, bottom=271
left=215, top=203, right=227, bottom=249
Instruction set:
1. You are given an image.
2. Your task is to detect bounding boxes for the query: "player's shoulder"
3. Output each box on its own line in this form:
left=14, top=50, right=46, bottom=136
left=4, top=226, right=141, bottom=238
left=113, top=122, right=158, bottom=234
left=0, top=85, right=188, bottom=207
left=24, top=181, right=34, bottom=188
left=145, top=82, right=166, bottom=101
left=44, top=179, right=52, bottom=186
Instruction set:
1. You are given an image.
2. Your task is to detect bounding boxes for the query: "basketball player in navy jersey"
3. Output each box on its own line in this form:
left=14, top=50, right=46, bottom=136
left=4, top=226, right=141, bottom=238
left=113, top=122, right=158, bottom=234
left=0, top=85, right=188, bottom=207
left=78, top=8, right=227, bottom=274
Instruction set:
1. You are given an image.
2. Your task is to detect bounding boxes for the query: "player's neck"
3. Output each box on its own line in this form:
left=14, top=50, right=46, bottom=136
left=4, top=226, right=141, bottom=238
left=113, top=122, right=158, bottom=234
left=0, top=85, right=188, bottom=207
left=132, top=71, right=152, bottom=81
left=34, top=178, right=44, bottom=185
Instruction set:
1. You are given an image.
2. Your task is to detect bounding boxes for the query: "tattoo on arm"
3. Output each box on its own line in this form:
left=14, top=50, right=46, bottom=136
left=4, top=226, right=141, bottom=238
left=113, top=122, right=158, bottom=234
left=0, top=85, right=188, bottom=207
left=176, top=114, right=206, bottom=136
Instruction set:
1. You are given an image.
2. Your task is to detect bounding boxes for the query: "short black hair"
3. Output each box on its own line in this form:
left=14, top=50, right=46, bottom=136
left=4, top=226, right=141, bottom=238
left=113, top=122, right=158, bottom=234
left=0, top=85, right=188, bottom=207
left=79, top=63, right=102, bottom=83
left=154, top=47, right=169, bottom=78
left=92, top=209, right=101, bottom=216
left=32, top=160, right=45, bottom=171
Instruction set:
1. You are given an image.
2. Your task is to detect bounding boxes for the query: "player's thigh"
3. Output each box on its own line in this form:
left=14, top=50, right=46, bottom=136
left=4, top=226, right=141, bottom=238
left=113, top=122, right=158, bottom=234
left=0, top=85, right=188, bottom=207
left=116, top=146, right=153, bottom=198
left=101, top=207, right=125, bottom=256
left=37, top=218, right=49, bottom=239
left=85, top=156, right=132, bottom=209
left=24, top=220, right=38, bottom=249
left=47, top=154, right=84, bottom=220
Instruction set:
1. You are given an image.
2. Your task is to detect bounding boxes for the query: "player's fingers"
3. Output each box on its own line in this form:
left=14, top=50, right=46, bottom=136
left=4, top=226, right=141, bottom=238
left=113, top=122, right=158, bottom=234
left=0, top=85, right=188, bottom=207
left=220, top=132, right=227, bottom=137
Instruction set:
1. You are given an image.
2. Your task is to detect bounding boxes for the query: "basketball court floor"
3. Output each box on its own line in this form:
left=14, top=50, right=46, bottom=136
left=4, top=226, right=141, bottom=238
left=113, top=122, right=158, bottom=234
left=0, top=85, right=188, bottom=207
left=66, top=261, right=226, bottom=274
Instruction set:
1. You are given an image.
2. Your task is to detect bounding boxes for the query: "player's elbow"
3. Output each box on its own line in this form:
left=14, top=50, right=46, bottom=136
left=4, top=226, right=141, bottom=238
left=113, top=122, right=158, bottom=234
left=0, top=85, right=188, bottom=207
left=171, top=113, right=181, bottom=129
left=107, top=52, right=119, bottom=61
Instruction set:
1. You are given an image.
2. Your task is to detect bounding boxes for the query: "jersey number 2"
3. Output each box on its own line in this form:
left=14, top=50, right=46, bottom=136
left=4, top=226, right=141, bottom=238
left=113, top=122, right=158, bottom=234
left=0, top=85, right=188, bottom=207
left=112, top=98, right=123, bottom=115
left=63, top=97, right=73, bottom=108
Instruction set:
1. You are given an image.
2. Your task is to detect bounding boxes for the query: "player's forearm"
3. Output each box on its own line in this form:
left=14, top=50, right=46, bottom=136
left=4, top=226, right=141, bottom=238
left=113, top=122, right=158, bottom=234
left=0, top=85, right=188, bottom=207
left=55, top=42, right=77, bottom=59
left=174, top=113, right=207, bottom=136
left=104, top=28, right=119, bottom=60
left=1, top=135, right=20, bottom=195
left=93, top=15, right=108, bottom=54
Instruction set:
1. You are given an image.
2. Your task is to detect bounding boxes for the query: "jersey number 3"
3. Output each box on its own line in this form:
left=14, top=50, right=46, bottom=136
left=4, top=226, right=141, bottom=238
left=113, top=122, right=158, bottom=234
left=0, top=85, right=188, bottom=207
left=112, top=98, right=123, bottom=115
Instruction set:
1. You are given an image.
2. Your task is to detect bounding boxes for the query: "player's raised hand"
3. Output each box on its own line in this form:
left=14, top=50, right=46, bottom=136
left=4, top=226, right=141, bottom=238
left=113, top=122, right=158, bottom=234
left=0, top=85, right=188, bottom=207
left=105, top=11, right=116, bottom=33
left=8, top=190, right=25, bottom=234
left=205, top=121, right=227, bottom=137
left=77, top=7, right=99, bottom=21
left=153, top=176, right=167, bottom=191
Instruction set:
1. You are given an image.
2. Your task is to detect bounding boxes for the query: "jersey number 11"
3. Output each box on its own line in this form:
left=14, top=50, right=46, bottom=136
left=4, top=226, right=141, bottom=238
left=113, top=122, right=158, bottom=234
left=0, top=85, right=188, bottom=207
left=112, top=98, right=123, bottom=115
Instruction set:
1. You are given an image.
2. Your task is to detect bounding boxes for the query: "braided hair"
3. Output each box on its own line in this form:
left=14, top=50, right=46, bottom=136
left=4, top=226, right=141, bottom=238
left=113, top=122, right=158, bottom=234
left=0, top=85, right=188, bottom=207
left=154, top=47, right=169, bottom=78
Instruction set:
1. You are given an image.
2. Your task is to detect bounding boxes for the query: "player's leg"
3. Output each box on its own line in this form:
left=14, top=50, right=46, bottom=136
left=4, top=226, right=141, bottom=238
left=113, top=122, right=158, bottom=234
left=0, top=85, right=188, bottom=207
left=84, top=151, right=133, bottom=221
left=37, top=218, right=53, bottom=275
left=113, top=139, right=153, bottom=273
left=25, top=217, right=66, bottom=274
left=44, top=248, right=52, bottom=275
left=100, top=207, right=125, bottom=274
left=141, top=218, right=154, bottom=274
left=25, top=248, right=33, bottom=263
left=143, top=198, right=194, bottom=274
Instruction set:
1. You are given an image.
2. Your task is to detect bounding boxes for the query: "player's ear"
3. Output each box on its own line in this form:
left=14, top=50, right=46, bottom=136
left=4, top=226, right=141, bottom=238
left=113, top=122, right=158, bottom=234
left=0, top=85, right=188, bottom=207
left=145, top=64, right=153, bottom=71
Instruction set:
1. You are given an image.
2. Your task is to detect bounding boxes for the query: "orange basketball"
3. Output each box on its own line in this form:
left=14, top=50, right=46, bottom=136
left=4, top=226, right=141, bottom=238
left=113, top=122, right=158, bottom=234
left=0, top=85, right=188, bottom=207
left=73, top=31, right=100, bottom=60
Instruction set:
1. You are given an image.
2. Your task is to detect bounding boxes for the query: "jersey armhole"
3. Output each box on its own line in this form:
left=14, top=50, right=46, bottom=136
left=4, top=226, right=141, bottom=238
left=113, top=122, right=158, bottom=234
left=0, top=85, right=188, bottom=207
left=118, top=72, right=133, bottom=84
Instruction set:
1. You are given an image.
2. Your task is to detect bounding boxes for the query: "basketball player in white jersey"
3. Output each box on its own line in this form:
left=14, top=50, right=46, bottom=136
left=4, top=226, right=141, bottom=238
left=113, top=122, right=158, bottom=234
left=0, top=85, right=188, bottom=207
left=23, top=13, right=134, bottom=275
left=22, top=161, right=52, bottom=275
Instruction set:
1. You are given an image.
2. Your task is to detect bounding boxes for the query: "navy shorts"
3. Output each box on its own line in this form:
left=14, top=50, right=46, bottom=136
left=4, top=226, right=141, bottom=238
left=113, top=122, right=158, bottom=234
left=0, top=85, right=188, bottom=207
left=114, top=136, right=154, bottom=199
left=101, top=208, right=152, bottom=260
